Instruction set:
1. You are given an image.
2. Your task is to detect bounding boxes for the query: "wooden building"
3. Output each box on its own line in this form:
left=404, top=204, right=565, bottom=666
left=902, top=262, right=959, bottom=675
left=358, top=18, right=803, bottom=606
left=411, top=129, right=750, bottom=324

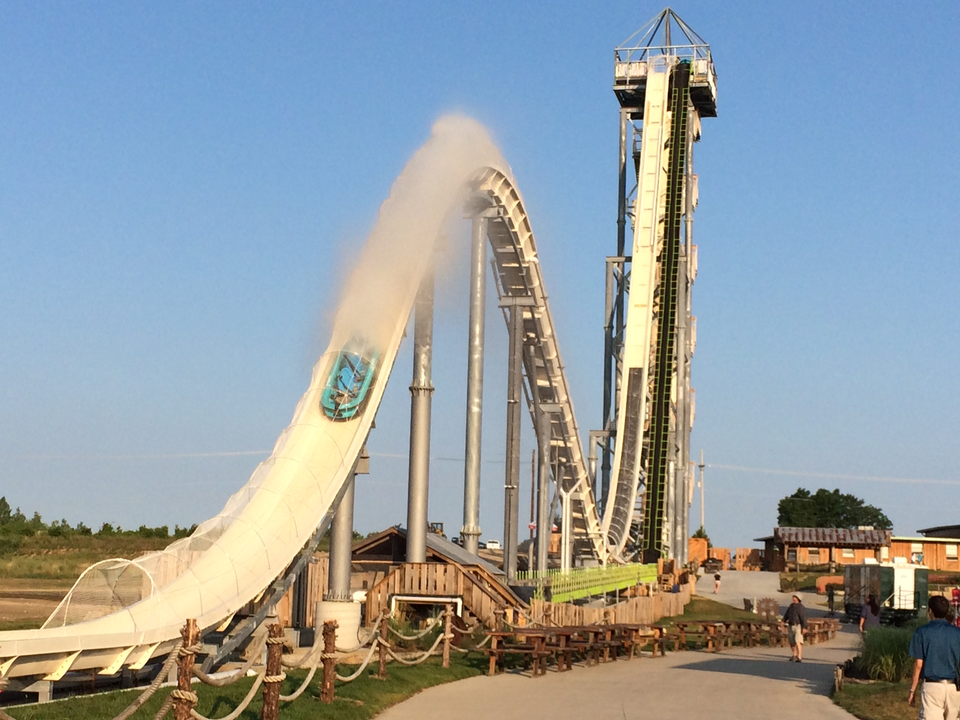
left=889, top=536, right=960, bottom=571
left=755, top=527, right=892, bottom=572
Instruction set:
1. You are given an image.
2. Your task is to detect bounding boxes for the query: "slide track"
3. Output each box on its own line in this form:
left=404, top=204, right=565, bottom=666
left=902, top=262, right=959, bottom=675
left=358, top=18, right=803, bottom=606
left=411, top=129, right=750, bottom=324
left=0, top=152, right=609, bottom=688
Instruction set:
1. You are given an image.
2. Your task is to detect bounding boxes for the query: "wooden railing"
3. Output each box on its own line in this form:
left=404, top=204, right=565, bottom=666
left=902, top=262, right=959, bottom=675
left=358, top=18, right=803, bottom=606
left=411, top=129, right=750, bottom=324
left=365, top=562, right=523, bottom=627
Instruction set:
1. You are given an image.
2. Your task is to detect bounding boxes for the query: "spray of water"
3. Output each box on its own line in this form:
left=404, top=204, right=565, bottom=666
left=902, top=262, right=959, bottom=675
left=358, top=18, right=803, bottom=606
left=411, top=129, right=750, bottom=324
left=331, top=114, right=508, bottom=351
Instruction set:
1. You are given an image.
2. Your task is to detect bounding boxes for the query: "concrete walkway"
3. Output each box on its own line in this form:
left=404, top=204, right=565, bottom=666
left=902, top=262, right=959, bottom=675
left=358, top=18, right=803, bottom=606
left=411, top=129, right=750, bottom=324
left=697, top=568, right=824, bottom=611
left=378, top=572, right=861, bottom=720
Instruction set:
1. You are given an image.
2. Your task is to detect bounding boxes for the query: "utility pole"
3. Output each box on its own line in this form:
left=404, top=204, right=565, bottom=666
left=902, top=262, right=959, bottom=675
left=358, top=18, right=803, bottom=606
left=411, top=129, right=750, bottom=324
left=698, top=449, right=705, bottom=531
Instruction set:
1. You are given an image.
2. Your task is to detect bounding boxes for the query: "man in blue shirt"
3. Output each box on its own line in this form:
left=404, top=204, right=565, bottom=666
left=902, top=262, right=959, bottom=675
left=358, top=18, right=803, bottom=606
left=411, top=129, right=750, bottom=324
left=908, top=595, right=960, bottom=718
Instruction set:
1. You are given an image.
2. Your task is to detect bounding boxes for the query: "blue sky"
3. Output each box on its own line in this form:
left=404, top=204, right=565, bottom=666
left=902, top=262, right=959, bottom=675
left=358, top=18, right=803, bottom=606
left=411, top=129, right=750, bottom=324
left=2, top=2, right=959, bottom=550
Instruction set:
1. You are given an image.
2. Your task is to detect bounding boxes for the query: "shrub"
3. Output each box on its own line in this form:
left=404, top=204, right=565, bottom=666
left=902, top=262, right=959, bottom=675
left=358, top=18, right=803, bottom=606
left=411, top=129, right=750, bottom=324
left=861, top=626, right=914, bottom=682
left=0, top=535, right=22, bottom=556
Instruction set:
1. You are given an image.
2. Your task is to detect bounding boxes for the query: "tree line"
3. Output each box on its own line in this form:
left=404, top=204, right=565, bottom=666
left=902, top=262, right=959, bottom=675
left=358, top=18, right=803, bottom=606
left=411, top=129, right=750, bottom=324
left=0, top=496, right=196, bottom=540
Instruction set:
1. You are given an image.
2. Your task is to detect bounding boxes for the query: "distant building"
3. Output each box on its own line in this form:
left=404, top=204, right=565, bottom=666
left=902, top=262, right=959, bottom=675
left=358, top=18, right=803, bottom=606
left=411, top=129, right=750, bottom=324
left=754, top=527, right=891, bottom=572
left=917, top=524, right=960, bottom=539
left=750, top=527, right=960, bottom=573
left=890, top=535, right=960, bottom=571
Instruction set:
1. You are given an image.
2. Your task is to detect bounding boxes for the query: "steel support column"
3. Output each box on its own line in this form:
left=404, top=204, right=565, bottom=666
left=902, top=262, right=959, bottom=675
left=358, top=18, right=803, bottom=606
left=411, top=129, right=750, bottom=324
left=669, top=100, right=697, bottom=566
left=326, top=474, right=356, bottom=602
left=406, top=268, right=435, bottom=564
left=501, top=297, right=533, bottom=580
left=461, top=215, right=488, bottom=556
left=533, top=401, right=561, bottom=574
left=560, top=488, right=573, bottom=572
left=600, top=258, right=615, bottom=512
left=536, top=419, right=551, bottom=574
left=600, top=106, right=632, bottom=516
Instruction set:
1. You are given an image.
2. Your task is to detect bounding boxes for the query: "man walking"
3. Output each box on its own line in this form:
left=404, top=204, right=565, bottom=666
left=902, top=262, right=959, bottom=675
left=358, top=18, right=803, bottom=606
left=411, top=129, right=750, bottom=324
left=782, top=594, right=806, bottom=662
left=908, top=595, right=960, bottom=719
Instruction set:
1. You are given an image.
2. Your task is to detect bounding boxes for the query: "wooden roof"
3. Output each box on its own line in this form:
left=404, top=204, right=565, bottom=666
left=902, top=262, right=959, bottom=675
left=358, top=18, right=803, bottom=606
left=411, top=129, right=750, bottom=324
left=774, top=527, right=891, bottom=548
left=351, top=527, right=505, bottom=577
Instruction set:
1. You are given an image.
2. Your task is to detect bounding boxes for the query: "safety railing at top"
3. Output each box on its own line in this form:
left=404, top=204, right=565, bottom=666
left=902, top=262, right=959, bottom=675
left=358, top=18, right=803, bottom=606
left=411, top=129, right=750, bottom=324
left=614, top=43, right=712, bottom=64
left=516, top=563, right=658, bottom=603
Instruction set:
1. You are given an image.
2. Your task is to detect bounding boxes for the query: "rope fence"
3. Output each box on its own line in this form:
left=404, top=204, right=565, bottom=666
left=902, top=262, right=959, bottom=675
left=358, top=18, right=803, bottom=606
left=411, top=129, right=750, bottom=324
left=0, top=604, right=496, bottom=717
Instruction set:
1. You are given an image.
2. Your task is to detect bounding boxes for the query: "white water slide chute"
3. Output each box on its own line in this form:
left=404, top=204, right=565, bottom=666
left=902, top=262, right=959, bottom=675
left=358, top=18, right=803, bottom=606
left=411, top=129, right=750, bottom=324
left=0, top=117, right=608, bottom=687
left=600, top=10, right=716, bottom=562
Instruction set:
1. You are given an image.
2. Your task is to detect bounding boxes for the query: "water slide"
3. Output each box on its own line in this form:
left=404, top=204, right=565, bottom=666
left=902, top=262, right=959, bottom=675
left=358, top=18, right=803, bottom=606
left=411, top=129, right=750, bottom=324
left=0, top=117, right=608, bottom=685
left=600, top=63, right=674, bottom=558
left=601, top=46, right=716, bottom=560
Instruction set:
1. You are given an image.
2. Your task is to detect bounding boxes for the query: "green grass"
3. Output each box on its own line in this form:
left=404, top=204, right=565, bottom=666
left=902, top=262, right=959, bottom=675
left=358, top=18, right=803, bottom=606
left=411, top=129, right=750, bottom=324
left=658, top=596, right=759, bottom=627
left=0, top=620, right=42, bottom=632
left=5, top=655, right=485, bottom=720
left=779, top=572, right=830, bottom=592
left=833, top=680, right=912, bottom=720
left=0, top=536, right=170, bottom=580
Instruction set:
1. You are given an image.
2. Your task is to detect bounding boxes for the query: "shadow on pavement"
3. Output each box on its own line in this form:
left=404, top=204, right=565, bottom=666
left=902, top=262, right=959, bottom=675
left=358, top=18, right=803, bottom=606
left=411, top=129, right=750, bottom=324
left=672, top=653, right=835, bottom=695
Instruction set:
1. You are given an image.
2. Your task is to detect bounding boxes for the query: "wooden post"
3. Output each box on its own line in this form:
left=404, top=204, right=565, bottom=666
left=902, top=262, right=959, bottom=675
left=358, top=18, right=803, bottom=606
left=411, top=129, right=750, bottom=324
left=260, top=623, right=284, bottom=720
left=442, top=604, right=452, bottom=669
left=320, top=620, right=338, bottom=704
left=377, top=615, right=388, bottom=679
left=494, top=607, right=504, bottom=630
left=544, top=604, right=552, bottom=627
left=173, top=619, right=199, bottom=720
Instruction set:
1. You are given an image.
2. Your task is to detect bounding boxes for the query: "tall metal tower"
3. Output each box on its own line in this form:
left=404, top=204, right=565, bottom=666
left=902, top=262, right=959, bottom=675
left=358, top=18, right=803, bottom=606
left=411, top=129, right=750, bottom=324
left=597, top=8, right=716, bottom=564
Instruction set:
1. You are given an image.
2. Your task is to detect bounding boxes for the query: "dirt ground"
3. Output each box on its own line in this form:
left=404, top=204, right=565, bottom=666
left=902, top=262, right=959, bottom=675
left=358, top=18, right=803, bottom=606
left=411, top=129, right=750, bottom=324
left=0, top=579, right=72, bottom=626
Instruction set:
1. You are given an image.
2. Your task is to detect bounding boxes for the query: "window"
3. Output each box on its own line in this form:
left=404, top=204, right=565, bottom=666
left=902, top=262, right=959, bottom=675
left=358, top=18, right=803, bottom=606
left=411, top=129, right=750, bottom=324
left=808, top=547, right=820, bottom=561
left=786, top=549, right=797, bottom=562
left=842, top=547, right=855, bottom=558
left=881, top=546, right=889, bottom=560
left=911, top=543, right=924, bottom=554
left=947, top=545, right=958, bottom=560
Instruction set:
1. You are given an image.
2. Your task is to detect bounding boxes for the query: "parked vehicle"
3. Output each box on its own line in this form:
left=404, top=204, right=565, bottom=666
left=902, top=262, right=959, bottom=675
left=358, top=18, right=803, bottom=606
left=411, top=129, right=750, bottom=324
left=702, top=557, right=723, bottom=574
left=844, top=560, right=928, bottom=625
left=485, top=540, right=502, bottom=550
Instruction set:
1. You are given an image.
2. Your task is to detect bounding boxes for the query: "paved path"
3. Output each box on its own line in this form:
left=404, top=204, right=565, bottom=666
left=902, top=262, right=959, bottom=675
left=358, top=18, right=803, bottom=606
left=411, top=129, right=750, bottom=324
left=379, top=572, right=860, bottom=719
left=696, top=569, right=823, bottom=612
left=380, top=627, right=860, bottom=720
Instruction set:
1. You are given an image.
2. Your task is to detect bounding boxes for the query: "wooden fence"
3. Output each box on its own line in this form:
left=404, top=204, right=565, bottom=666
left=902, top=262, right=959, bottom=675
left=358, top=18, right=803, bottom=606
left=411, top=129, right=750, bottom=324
left=529, top=583, right=692, bottom=626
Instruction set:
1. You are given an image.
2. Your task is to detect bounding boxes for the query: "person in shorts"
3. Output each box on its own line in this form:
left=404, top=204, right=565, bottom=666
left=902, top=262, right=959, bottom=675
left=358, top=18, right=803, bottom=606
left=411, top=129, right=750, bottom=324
left=782, top=594, right=807, bottom=662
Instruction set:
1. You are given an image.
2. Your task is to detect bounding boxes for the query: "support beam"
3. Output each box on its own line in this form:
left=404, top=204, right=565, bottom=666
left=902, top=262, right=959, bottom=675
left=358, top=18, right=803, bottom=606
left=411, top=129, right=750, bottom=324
left=326, top=474, right=356, bottom=602
left=406, top=268, right=435, bottom=564
left=560, top=487, right=573, bottom=572
left=601, top=258, right=615, bottom=512
left=501, top=297, right=535, bottom=580
left=534, top=402, right=561, bottom=574
left=461, top=214, right=489, bottom=556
